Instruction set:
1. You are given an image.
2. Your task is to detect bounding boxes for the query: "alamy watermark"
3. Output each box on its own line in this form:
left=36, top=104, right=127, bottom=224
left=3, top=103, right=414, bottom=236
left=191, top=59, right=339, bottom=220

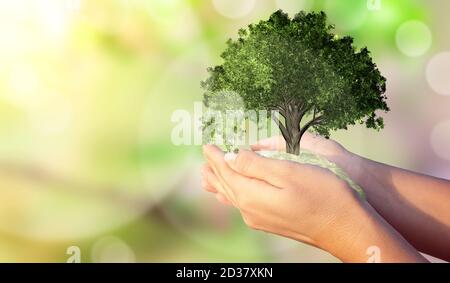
left=366, top=245, right=381, bottom=263
left=66, top=245, right=81, bottom=263
left=170, top=101, right=281, bottom=150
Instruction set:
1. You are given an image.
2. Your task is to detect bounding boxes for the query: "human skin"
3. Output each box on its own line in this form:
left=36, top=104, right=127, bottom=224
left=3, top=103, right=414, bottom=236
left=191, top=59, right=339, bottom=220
left=251, top=133, right=450, bottom=262
left=202, top=143, right=428, bottom=262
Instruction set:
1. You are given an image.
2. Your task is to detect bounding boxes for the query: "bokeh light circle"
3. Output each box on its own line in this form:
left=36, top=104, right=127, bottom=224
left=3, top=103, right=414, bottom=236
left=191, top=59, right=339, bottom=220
left=426, top=52, right=450, bottom=96
left=430, top=120, right=450, bottom=161
left=275, top=0, right=312, bottom=16
left=0, top=2, right=154, bottom=242
left=212, top=0, right=256, bottom=19
left=91, top=236, right=136, bottom=263
left=395, top=20, right=432, bottom=57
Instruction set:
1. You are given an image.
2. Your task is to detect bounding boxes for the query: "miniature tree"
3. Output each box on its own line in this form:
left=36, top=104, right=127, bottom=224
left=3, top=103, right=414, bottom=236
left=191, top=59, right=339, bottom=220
left=201, top=10, right=389, bottom=155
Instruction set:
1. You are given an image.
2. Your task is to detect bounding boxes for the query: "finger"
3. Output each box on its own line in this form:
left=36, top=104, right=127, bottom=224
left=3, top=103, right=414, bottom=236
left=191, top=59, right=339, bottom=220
left=229, top=149, right=338, bottom=191
left=299, top=131, right=337, bottom=154
left=250, top=136, right=285, bottom=151
left=223, top=149, right=299, bottom=189
left=203, top=145, right=275, bottom=207
left=201, top=164, right=218, bottom=193
left=202, top=163, right=226, bottom=195
left=215, top=193, right=232, bottom=206
left=203, top=145, right=241, bottom=206
left=203, top=145, right=240, bottom=205
left=203, top=168, right=235, bottom=206
left=201, top=178, right=217, bottom=193
left=299, top=131, right=322, bottom=150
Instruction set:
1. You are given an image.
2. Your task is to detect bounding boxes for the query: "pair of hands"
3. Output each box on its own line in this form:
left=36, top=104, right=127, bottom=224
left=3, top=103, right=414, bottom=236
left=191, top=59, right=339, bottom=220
left=201, top=133, right=368, bottom=256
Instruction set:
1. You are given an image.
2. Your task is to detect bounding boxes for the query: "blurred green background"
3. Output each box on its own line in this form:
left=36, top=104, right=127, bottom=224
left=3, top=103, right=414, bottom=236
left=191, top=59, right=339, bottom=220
left=0, top=0, right=449, bottom=262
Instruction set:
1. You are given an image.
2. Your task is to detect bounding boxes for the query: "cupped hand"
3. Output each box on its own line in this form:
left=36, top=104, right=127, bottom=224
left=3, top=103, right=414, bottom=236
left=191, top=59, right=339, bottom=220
left=201, top=144, right=365, bottom=252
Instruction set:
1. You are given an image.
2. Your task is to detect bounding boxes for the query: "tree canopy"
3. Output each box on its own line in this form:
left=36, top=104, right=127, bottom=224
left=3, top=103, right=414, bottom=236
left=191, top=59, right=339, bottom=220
left=201, top=10, right=389, bottom=155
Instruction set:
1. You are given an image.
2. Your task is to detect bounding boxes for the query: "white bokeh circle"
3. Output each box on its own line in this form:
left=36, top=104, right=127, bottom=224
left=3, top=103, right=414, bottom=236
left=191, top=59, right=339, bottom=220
left=212, top=0, right=256, bottom=19
left=91, top=236, right=136, bottom=263
left=426, top=52, right=450, bottom=96
left=395, top=20, right=432, bottom=57
left=430, top=120, right=450, bottom=161
left=275, top=0, right=312, bottom=16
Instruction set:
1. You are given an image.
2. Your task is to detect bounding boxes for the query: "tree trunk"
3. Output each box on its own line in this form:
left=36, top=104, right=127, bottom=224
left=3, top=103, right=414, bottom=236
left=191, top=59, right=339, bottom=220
left=284, top=111, right=302, bottom=156
left=277, top=106, right=322, bottom=155
left=286, top=139, right=300, bottom=155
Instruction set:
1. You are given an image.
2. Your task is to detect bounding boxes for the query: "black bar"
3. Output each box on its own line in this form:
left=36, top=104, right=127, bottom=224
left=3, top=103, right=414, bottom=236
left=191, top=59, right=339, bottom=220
left=0, top=263, right=448, bottom=281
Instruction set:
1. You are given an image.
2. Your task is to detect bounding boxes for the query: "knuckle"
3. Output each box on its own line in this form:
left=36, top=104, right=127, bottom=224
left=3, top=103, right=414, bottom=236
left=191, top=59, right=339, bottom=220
left=242, top=214, right=258, bottom=230
left=205, top=185, right=216, bottom=193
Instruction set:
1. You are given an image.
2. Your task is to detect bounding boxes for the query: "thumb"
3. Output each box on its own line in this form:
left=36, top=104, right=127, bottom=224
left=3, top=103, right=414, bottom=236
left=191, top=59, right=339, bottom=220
left=250, top=136, right=285, bottom=151
left=224, top=149, right=297, bottom=189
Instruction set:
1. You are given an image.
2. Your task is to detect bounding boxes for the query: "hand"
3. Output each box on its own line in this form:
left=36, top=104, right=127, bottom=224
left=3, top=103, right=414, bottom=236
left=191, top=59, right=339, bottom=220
left=201, top=144, right=428, bottom=262
left=254, top=134, right=450, bottom=261
left=201, top=144, right=365, bottom=254
left=251, top=132, right=349, bottom=164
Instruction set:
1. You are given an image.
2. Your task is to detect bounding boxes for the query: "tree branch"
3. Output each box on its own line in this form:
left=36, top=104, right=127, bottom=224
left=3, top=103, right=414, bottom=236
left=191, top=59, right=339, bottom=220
left=272, top=115, right=289, bottom=142
left=300, top=115, right=324, bottom=135
left=275, top=105, right=287, bottom=118
left=296, top=104, right=312, bottom=123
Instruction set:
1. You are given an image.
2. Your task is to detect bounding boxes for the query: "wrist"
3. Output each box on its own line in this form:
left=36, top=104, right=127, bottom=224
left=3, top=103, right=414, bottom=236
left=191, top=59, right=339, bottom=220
left=330, top=147, right=358, bottom=168
left=314, top=199, right=380, bottom=262
left=313, top=193, right=368, bottom=259
left=320, top=201, right=427, bottom=263
left=329, top=201, right=380, bottom=262
left=328, top=149, right=366, bottom=186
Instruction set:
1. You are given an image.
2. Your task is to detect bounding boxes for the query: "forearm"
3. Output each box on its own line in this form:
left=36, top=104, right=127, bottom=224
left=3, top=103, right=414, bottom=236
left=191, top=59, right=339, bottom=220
left=331, top=151, right=450, bottom=261
left=321, top=201, right=428, bottom=263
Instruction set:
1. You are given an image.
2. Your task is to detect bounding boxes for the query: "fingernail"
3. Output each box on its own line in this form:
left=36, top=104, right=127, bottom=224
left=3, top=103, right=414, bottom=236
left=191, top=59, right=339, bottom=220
left=224, top=152, right=237, bottom=163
